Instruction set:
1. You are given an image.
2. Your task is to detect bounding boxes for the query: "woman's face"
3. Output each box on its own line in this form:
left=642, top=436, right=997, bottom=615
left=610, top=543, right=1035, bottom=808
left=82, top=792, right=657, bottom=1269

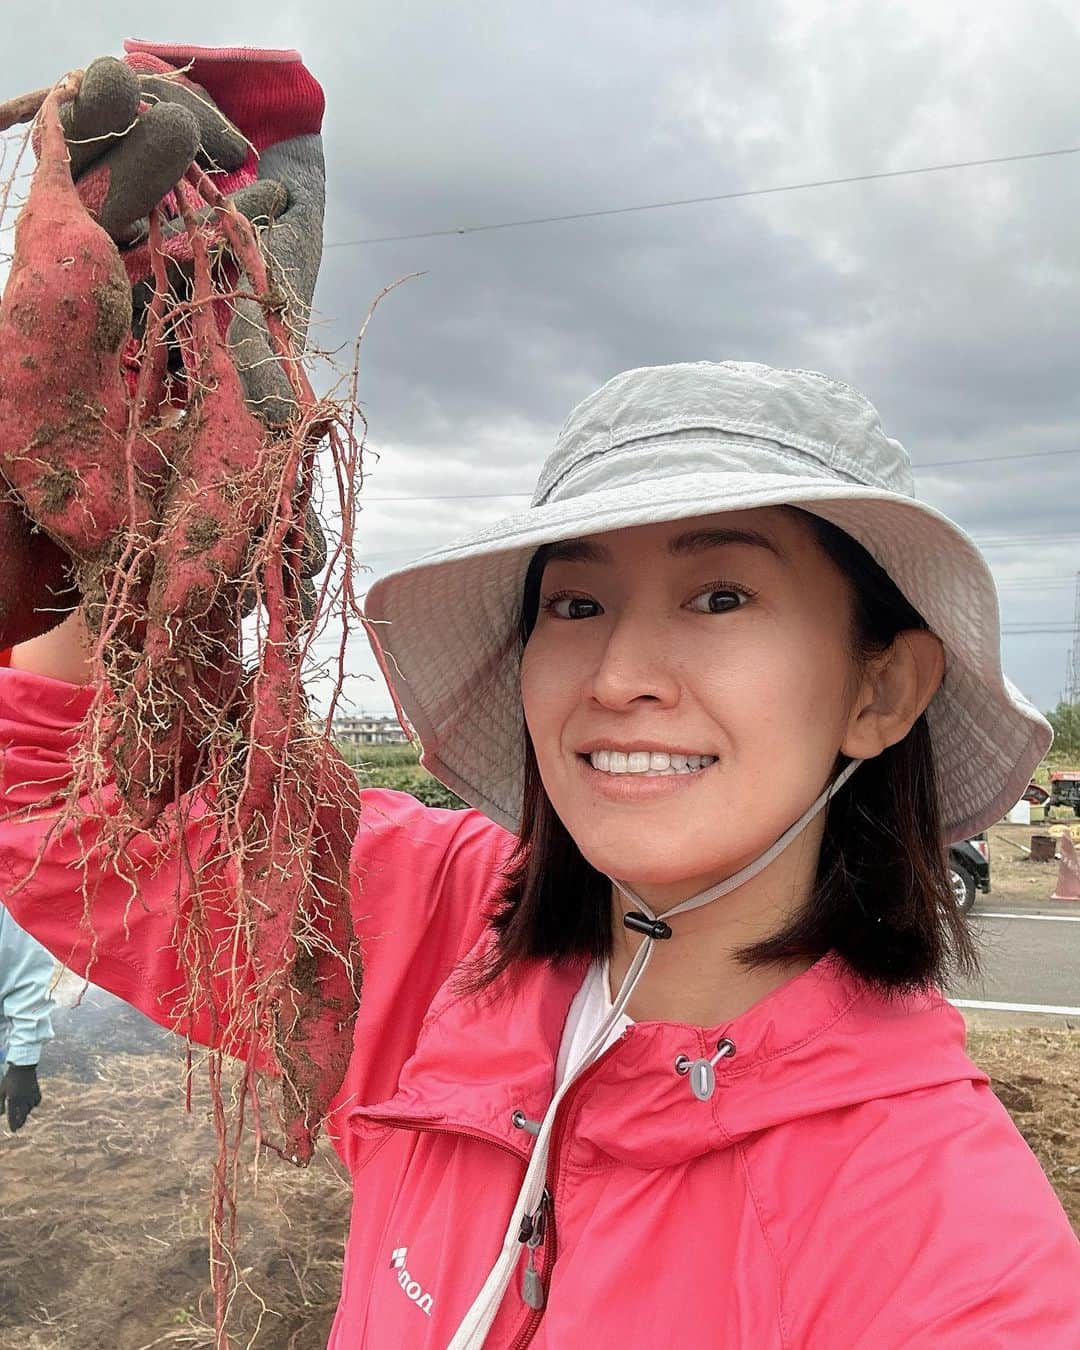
left=519, top=507, right=868, bottom=899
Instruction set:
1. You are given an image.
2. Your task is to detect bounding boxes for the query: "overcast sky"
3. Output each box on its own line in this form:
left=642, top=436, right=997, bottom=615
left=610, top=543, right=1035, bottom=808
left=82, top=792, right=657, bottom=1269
left=4, top=1, right=1079, bottom=721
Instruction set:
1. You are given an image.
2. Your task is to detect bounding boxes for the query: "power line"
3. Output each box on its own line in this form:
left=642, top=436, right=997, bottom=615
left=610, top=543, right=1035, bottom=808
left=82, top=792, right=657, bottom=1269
left=362, top=491, right=530, bottom=502
left=325, top=144, right=1080, bottom=249
left=918, top=446, right=1080, bottom=469
left=997, top=579, right=1077, bottom=589
left=996, top=573, right=1078, bottom=583
left=976, top=533, right=1080, bottom=548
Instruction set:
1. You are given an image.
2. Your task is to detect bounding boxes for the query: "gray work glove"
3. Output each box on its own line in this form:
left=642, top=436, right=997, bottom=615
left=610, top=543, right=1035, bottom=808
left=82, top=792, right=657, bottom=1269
left=56, top=54, right=252, bottom=244
left=119, top=40, right=328, bottom=425
left=227, top=132, right=326, bottom=427
left=42, top=51, right=319, bottom=425
left=118, top=43, right=330, bottom=614
left=9, top=47, right=328, bottom=631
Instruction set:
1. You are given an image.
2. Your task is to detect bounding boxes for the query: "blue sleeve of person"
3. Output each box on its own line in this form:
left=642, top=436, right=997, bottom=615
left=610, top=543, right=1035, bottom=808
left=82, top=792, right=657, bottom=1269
left=0, top=901, right=56, bottom=1066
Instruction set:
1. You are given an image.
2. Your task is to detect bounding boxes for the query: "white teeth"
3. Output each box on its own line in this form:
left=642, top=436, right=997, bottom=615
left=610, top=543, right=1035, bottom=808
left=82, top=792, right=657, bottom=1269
left=588, top=750, right=717, bottom=776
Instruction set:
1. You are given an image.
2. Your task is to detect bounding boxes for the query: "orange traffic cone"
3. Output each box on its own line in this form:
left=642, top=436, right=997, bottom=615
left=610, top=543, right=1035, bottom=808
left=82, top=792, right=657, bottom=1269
left=1051, top=831, right=1080, bottom=901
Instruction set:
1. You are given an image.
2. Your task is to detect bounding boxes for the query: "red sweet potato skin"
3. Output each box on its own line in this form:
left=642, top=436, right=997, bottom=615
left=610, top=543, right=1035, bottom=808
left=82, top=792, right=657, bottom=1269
left=1, top=80, right=362, bottom=1178
left=0, top=88, right=155, bottom=560
left=142, top=198, right=270, bottom=642
left=104, top=188, right=270, bottom=824
left=237, top=641, right=362, bottom=1161
left=273, top=743, right=362, bottom=1162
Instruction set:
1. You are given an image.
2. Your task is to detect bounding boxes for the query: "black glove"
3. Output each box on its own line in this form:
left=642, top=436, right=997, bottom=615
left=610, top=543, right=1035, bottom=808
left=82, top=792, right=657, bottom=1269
left=0, top=1063, right=41, bottom=1132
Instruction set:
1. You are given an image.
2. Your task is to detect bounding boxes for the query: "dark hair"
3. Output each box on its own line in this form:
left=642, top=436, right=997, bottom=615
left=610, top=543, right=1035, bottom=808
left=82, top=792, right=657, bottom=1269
left=459, top=507, right=979, bottom=998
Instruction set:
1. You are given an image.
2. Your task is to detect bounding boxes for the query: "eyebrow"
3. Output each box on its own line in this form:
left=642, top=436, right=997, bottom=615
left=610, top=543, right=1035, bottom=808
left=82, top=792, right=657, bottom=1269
left=542, top=527, right=786, bottom=566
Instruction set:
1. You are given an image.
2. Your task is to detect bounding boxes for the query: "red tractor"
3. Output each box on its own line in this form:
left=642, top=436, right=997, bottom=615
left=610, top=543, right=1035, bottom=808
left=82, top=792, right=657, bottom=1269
left=1042, top=771, right=1080, bottom=820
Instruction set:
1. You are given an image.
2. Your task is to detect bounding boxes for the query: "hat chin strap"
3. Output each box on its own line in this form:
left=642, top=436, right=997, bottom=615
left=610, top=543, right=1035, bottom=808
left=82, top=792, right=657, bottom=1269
left=614, top=753, right=865, bottom=939
left=446, top=757, right=864, bottom=1349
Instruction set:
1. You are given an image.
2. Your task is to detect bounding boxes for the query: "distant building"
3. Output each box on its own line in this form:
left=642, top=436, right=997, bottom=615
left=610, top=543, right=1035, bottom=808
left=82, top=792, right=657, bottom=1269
left=332, top=714, right=410, bottom=747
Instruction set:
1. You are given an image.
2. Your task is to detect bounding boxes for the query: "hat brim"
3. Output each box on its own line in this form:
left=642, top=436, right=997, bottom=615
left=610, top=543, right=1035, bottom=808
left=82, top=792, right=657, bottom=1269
left=363, top=469, right=1051, bottom=843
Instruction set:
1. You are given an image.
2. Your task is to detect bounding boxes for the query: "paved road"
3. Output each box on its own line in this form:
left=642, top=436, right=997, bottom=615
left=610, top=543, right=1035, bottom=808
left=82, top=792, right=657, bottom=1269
left=948, top=897, right=1080, bottom=1028
left=46, top=899, right=1080, bottom=1043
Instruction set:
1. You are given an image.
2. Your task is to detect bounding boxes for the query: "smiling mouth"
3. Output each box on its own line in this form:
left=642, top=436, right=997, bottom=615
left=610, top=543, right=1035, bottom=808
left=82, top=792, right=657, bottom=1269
left=580, top=750, right=717, bottom=777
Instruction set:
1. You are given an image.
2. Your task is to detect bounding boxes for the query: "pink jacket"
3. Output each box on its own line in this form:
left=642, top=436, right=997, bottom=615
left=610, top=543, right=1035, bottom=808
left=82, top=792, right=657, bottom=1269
left=2, top=667, right=1078, bottom=1348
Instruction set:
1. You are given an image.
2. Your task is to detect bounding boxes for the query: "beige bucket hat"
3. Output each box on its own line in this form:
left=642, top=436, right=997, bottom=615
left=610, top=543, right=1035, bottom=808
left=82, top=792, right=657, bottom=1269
left=363, top=361, right=1052, bottom=843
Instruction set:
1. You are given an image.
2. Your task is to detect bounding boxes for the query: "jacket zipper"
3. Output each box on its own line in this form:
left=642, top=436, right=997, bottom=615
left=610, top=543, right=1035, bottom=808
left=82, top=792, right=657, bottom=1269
left=507, top=1049, right=617, bottom=1350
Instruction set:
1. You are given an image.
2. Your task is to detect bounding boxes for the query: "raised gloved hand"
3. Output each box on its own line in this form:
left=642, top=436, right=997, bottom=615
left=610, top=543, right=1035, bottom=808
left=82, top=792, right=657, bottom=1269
left=0, top=43, right=328, bottom=650
left=53, top=53, right=253, bottom=244
left=0, top=1063, right=41, bottom=1132
left=120, top=42, right=330, bottom=616
left=122, top=39, right=327, bottom=428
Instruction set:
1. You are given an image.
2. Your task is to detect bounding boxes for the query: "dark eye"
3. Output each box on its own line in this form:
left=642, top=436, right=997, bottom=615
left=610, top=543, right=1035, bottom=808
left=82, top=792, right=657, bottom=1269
left=687, top=588, right=748, bottom=614
left=543, top=592, right=601, bottom=620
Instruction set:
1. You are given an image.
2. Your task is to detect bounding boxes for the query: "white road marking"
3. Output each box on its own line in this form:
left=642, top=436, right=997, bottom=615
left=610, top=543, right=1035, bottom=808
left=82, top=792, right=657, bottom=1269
left=973, top=911, right=1080, bottom=923
left=951, top=998, right=1080, bottom=1016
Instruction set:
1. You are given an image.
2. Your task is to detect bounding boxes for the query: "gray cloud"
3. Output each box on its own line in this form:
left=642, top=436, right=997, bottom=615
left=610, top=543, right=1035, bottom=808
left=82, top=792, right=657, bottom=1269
left=3, top=0, right=1078, bottom=720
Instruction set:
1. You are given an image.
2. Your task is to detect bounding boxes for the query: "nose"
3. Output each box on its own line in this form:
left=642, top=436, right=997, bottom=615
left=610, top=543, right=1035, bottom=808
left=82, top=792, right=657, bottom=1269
left=585, top=607, right=681, bottom=710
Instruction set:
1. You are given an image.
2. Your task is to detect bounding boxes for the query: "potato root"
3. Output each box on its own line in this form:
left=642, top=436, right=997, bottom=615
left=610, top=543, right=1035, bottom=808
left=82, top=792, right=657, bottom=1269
left=1, top=70, right=372, bottom=1345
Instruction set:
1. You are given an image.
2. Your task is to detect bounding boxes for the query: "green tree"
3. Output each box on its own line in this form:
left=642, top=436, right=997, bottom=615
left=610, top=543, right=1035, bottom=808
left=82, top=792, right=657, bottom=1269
left=1045, top=702, right=1080, bottom=757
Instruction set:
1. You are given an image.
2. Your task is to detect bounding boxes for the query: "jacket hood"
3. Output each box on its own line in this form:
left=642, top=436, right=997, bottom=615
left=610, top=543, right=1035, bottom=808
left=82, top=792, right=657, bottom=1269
left=354, top=938, right=986, bottom=1170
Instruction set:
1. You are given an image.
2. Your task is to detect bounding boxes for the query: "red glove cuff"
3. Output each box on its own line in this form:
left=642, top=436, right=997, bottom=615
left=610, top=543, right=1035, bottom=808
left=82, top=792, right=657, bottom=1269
left=123, top=39, right=325, bottom=155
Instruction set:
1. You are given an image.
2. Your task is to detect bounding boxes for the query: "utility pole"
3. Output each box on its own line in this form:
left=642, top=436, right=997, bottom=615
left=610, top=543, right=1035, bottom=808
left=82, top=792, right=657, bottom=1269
left=1066, top=571, right=1080, bottom=705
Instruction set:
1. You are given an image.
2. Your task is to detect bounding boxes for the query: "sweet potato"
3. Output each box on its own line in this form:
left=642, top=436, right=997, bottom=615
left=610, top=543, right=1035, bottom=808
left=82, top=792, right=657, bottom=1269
left=3, top=68, right=370, bottom=1340
left=145, top=189, right=269, bottom=635
left=234, top=662, right=361, bottom=1159
left=271, top=742, right=362, bottom=1162
left=0, top=82, right=157, bottom=558
left=98, top=181, right=268, bottom=824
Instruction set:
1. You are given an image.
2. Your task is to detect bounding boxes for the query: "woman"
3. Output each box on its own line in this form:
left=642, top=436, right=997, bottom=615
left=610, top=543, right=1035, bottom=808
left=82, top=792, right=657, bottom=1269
left=0, top=900, right=56, bottom=1131
left=3, top=359, right=1078, bottom=1347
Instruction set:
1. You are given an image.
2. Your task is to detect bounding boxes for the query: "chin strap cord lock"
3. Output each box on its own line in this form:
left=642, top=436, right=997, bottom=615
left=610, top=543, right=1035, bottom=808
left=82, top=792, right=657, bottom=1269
left=623, top=912, right=673, bottom=940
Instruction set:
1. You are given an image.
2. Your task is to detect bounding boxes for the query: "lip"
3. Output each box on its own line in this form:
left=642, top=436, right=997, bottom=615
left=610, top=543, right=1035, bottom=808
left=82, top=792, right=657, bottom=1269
left=575, top=740, right=714, bottom=757
left=575, top=751, right=716, bottom=801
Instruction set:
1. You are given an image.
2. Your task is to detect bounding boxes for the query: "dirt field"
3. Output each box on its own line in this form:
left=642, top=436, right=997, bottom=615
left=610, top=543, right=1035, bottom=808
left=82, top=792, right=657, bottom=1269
left=966, top=1027, right=1080, bottom=1233
left=988, top=818, right=1080, bottom=902
left=1, top=994, right=1077, bottom=1349
left=0, top=1002, right=349, bottom=1350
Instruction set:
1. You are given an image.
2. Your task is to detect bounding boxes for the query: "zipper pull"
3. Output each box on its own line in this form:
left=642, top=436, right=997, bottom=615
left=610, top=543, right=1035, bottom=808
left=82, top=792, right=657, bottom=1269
left=520, top=1189, right=551, bottom=1310
left=522, top=1252, right=545, bottom=1310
